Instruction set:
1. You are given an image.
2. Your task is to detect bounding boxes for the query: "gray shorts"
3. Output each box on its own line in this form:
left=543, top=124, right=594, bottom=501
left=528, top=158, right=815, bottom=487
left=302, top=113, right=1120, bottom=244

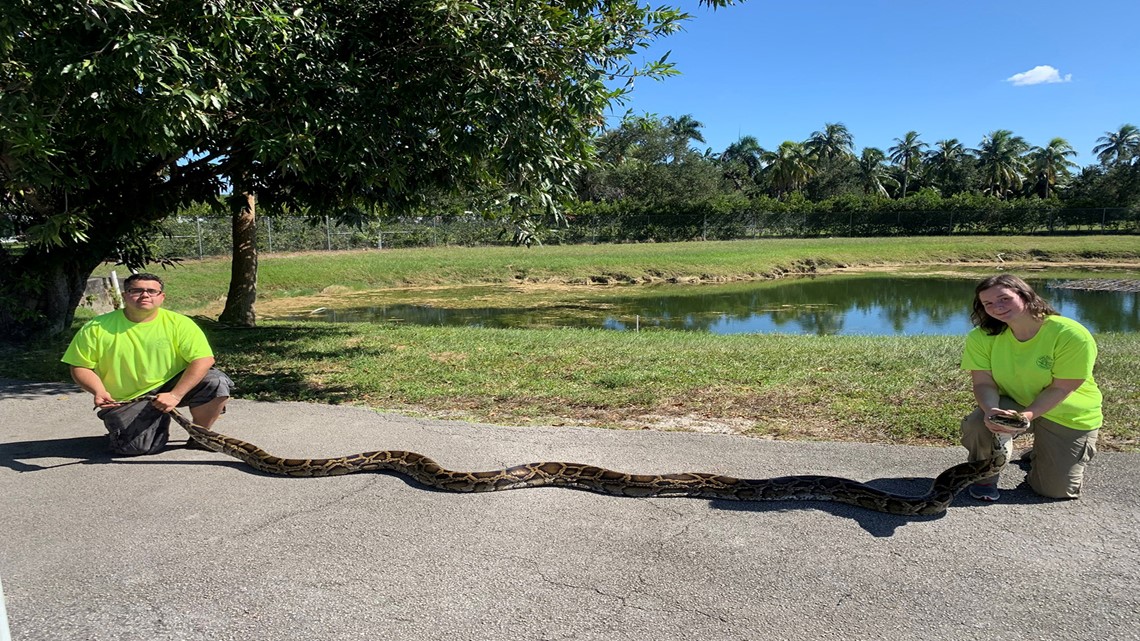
left=96, top=369, right=234, bottom=455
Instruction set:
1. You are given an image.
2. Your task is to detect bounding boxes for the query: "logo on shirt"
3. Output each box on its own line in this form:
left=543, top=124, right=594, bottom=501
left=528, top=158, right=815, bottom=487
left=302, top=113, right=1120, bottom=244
left=1037, top=356, right=1054, bottom=370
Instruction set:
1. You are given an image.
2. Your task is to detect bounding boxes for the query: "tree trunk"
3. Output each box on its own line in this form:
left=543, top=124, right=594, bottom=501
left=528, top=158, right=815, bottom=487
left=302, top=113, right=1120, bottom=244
left=0, top=246, right=103, bottom=342
left=217, top=191, right=258, bottom=327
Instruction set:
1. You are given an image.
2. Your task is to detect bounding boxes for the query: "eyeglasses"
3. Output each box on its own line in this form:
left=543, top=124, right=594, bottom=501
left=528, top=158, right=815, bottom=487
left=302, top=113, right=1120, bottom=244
left=125, top=288, right=164, bottom=297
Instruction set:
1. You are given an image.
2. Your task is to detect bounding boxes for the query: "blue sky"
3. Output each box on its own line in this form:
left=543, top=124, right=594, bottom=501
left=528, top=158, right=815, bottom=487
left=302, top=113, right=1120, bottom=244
left=610, top=0, right=1139, bottom=167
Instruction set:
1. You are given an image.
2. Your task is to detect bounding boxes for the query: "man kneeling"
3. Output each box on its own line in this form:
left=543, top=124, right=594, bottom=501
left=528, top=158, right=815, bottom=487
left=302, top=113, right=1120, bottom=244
left=61, top=273, right=233, bottom=455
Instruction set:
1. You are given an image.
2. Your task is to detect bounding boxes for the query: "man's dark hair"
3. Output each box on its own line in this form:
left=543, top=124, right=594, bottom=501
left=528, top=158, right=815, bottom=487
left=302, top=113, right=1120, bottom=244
left=123, top=273, right=165, bottom=291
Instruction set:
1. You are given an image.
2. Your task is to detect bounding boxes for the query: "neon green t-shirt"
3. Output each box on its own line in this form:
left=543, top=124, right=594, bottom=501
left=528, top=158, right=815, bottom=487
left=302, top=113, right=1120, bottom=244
left=61, top=308, right=214, bottom=401
left=961, top=315, right=1102, bottom=431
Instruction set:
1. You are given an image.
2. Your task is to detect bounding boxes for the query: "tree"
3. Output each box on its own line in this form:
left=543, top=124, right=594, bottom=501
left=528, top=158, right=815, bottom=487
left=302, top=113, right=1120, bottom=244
left=803, top=123, right=857, bottom=200
left=582, top=114, right=723, bottom=212
left=855, top=147, right=898, bottom=198
left=595, top=114, right=659, bottom=167
left=1092, top=124, right=1140, bottom=167
left=1028, top=138, right=1078, bottom=199
left=763, top=141, right=815, bottom=198
left=888, top=131, right=928, bottom=198
left=923, top=139, right=973, bottom=196
left=219, top=190, right=258, bottom=326
left=975, top=130, right=1030, bottom=199
left=665, top=114, right=706, bottom=164
left=1, top=0, right=736, bottom=341
left=1065, top=163, right=1140, bottom=209
left=804, top=122, right=855, bottom=164
left=718, top=135, right=765, bottom=191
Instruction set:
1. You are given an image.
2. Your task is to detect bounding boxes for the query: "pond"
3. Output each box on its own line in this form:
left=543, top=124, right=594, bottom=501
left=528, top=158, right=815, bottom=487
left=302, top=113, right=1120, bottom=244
left=275, top=272, right=1140, bottom=336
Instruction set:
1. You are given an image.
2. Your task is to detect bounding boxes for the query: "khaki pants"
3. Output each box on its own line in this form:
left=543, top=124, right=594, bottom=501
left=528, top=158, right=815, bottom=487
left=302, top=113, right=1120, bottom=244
left=960, top=397, right=1098, bottom=499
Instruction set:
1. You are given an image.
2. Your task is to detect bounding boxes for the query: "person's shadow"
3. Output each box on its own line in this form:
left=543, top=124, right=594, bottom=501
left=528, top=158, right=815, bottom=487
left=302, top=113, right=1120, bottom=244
left=0, top=435, right=239, bottom=472
left=0, top=435, right=112, bottom=472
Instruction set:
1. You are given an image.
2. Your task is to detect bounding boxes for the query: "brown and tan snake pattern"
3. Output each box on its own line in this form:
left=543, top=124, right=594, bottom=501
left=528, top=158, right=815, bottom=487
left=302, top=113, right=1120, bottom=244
left=167, top=407, right=1012, bottom=516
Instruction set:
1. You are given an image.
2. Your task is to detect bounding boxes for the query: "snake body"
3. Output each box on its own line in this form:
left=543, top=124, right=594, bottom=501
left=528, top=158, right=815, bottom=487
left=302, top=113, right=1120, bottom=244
left=166, top=409, right=1009, bottom=516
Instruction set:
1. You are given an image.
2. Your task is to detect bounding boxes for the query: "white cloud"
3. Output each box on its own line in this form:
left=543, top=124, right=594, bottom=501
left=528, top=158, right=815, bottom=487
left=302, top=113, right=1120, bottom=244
left=1006, top=65, right=1072, bottom=86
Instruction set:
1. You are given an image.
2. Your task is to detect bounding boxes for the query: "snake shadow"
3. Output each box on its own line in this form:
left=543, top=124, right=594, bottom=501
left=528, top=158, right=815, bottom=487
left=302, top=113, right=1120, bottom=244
left=705, top=476, right=976, bottom=537
left=3, top=434, right=1057, bottom=540
left=189, top=461, right=980, bottom=538
left=708, top=463, right=1058, bottom=537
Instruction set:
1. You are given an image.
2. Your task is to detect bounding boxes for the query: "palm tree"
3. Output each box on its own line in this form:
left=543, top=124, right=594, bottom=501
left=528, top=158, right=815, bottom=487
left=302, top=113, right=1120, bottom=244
left=856, top=147, right=898, bottom=197
left=762, top=141, right=815, bottom=198
left=888, top=131, right=928, bottom=198
left=923, top=139, right=970, bottom=195
left=719, top=135, right=765, bottom=190
left=975, top=129, right=1030, bottom=198
left=1029, top=137, right=1078, bottom=198
left=804, top=122, right=855, bottom=164
left=664, top=114, right=706, bottom=164
left=1092, top=124, right=1140, bottom=166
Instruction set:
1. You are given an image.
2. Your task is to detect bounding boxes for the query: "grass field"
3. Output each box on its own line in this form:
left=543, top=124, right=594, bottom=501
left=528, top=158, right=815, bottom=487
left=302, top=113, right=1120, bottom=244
left=15, top=236, right=1140, bottom=450
left=91, top=235, right=1140, bottom=313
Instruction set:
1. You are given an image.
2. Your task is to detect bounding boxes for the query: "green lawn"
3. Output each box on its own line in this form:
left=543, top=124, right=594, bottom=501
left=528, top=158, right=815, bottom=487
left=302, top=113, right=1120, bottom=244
left=17, top=236, right=1139, bottom=450
left=91, top=235, right=1140, bottom=313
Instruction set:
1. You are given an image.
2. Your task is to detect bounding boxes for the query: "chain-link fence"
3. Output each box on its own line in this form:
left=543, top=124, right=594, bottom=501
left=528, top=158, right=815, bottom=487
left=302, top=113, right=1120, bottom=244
left=155, top=207, right=1138, bottom=258
left=564, top=207, right=1138, bottom=243
left=155, top=215, right=528, bottom=259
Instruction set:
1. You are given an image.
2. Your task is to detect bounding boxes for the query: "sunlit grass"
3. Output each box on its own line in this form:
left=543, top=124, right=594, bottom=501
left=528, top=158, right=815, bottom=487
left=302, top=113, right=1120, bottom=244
left=91, top=235, right=1140, bottom=313
left=24, top=236, right=1135, bottom=450
left=10, top=321, right=1137, bottom=450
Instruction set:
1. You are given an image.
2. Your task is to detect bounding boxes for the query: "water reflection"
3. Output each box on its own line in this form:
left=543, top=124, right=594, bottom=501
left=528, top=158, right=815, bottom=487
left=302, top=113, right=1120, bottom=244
left=285, top=275, right=1140, bottom=336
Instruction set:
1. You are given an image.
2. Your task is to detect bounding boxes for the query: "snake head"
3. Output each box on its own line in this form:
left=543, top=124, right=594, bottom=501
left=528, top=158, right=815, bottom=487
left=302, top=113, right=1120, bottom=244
left=987, top=411, right=1030, bottom=431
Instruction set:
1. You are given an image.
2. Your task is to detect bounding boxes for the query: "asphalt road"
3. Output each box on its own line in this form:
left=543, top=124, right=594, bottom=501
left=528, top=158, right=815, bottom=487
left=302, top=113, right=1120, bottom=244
left=1, top=378, right=1138, bottom=641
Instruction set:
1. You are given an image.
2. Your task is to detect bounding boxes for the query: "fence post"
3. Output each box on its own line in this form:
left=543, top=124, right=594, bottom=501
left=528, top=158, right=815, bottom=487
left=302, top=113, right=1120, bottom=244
left=325, top=216, right=332, bottom=250
left=267, top=217, right=273, bottom=253
left=109, top=270, right=123, bottom=309
left=195, top=217, right=204, bottom=259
